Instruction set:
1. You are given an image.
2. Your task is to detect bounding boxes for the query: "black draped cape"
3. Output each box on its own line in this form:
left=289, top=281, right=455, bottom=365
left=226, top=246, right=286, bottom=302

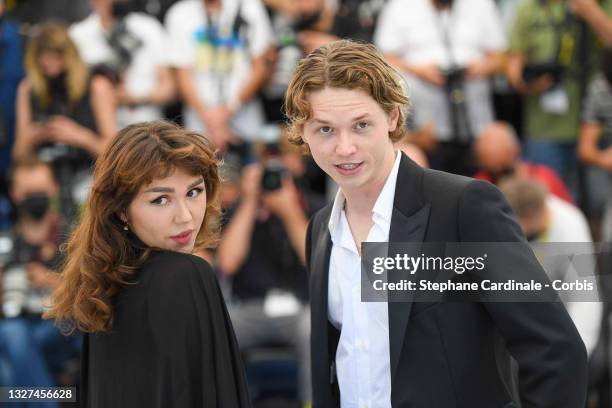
left=80, top=250, right=251, bottom=407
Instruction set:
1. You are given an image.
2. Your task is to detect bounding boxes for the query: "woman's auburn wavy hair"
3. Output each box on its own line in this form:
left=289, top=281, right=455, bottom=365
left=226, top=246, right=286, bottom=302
left=284, top=39, right=411, bottom=149
left=43, top=120, right=221, bottom=334
left=25, top=22, right=89, bottom=108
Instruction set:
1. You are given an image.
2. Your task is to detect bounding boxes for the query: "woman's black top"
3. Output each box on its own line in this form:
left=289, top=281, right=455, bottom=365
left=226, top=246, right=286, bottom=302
left=30, top=74, right=97, bottom=132
left=81, top=250, right=251, bottom=407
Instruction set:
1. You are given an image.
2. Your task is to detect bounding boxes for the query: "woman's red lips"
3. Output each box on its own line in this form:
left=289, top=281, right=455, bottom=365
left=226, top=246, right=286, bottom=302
left=171, top=230, right=193, bottom=245
left=172, top=230, right=193, bottom=238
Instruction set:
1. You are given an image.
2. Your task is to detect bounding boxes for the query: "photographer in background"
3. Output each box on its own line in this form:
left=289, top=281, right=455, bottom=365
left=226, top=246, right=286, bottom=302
left=165, top=0, right=273, bottom=150
left=11, top=23, right=116, bottom=221
left=374, top=0, right=506, bottom=176
left=0, top=156, right=79, bottom=400
left=507, top=0, right=612, bottom=190
left=216, top=129, right=325, bottom=405
left=70, top=0, right=175, bottom=128
left=261, top=0, right=388, bottom=123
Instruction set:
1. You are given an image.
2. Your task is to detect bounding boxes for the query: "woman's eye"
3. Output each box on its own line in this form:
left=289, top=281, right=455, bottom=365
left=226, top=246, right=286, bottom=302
left=151, top=196, right=168, bottom=205
left=356, top=122, right=369, bottom=130
left=188, top=187, right=204, bottom=198
left=318, top=126, right=333, bottom=134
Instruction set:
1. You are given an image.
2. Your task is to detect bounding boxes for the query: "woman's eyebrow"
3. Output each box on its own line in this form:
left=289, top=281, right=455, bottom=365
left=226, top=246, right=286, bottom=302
left=144, top=178, right=204, bottom=193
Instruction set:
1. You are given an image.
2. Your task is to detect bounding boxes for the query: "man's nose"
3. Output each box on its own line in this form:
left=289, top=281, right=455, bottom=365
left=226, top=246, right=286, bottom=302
left=335, top=132, right=357, bottom=156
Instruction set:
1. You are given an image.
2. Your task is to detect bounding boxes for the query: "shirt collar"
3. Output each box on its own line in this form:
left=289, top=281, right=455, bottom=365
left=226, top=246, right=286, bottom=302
left=328, top=150, right=401, bottom=238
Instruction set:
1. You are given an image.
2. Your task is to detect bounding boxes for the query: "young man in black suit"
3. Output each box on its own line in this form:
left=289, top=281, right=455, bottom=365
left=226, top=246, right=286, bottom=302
left=283, top=39, right=588, bottom=408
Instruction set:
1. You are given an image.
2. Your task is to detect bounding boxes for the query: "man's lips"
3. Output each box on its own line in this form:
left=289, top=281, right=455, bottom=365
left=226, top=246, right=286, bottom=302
left=334, top=162, right=364, bottom=175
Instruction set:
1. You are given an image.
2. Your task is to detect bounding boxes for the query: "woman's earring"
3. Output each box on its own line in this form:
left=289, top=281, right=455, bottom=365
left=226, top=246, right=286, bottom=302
left=123, top=223, right=129, bottom=231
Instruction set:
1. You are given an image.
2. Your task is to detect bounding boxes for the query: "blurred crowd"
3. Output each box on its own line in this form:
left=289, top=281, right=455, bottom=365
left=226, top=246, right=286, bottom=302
left=0, top=0, right=612, bottom=406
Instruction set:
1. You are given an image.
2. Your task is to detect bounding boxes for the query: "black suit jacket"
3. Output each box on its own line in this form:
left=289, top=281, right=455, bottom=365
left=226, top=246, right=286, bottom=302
left=305, top=153, right=587, bottom=408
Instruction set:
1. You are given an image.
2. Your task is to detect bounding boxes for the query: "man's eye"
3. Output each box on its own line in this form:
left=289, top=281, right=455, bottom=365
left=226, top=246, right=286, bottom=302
left=151, top=196, right=168, bottom=205
left=319, top=126, right=333, bottom=134
left=356, top=122, right=369, bottom=129
left=188, top=187, right=204, bottom=198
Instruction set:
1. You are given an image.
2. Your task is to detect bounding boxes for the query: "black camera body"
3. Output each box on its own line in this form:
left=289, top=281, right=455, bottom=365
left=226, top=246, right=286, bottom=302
left=522, top=62, right=564, bottom=85
left=262, top=158, right=287, bottom=191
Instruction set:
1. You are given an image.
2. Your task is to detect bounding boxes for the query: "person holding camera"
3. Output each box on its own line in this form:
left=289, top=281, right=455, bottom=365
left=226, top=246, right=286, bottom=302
left=0, top=156, right=79, bottom=404
left=507, top=0, right=612, bottom=190
left=374, top=0, right=506, bottom=176
left=11, top=23, right=116, bottom=222
left=69, top=0, right=175, bottom=129
left=12, top=23, right=116, bottom=162
left=261, top=0, right=388, bottom=124
left=216, top=135, right=325, bottom=405
left=165, top=0, right=273, bottom=150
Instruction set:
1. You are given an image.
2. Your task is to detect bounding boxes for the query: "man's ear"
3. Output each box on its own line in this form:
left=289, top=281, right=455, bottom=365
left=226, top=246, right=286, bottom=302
left=388, top=106, right=400, bottom=132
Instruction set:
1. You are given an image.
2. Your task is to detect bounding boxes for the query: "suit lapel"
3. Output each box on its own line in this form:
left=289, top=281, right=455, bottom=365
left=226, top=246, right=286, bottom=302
left=388, top=154, right=431, bottom=380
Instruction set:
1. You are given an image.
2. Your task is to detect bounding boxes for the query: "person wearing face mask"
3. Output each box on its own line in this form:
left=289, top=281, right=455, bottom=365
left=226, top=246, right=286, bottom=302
left=0, top=156, right=79, bottom=406
left=473, top=121, right=575, bottom=204
left=12, top=23, right=117, bottom=222
left=498, top=177, right=602, bottom=357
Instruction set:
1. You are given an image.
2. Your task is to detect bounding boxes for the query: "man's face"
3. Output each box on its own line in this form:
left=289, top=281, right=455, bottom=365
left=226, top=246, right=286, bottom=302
left=124, top=167, right=207, bottom=254
left=302, top=87, right=398, bottom=196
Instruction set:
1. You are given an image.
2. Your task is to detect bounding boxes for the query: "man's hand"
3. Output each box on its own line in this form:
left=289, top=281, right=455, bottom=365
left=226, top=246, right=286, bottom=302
left=570, top=0, right=599, bottom=18
left=26, top=262, right=59, bottom=290
left=409, top=122, right=438, bottom=153
left=466, top=58, right=492, bottom=78
left=200, top=106, right=238, bottom=150
left=241, top=163, right=264, bottom=201
left=597, top=147, right=612, bottom=171
left=411, top=64, right=446, bottom=87
left=263, top=176, right=302, bottom=221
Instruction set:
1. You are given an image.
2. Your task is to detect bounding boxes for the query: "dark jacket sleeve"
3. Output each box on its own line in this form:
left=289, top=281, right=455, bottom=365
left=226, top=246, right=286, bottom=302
left=146, top=252, right=251, bottom=408
left=458, top=179, right=588, bottom=408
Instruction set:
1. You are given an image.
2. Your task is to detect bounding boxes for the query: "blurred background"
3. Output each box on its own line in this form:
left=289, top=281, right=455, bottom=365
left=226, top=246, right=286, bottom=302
left=0, top=0, right=612, bottom=406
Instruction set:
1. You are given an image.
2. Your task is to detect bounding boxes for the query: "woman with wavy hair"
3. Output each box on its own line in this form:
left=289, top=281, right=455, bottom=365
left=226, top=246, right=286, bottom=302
left=44, top=120, right=251, bottom=407
left=12, top=22, right=116, bottom=161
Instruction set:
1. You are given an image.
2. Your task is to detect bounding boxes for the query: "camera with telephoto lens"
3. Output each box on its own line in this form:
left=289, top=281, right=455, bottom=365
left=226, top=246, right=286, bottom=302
left=440, top=66, right=466, bottom=101
left=261, top=143, right=288, bottom=192
left=522, top=62, right=564, bottom=86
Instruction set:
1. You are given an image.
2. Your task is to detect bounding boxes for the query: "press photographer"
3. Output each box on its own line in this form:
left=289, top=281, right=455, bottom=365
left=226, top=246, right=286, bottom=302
left=375, top=0, right=506, bottom=175
left=507, top=0, right=612, bottom=188
left=11, top=23, right=116, bottom=221
left=216, top=128, right=326, bottom=404
left=261, top=0, right=388, bottom=123
left=0, top=156, right=79, bottom=395
left=70, top=0, right=175, bottom=128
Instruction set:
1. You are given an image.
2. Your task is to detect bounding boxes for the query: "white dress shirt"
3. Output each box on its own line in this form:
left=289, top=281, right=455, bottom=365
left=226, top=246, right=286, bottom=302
left=327, top=150, right=401, bottom=408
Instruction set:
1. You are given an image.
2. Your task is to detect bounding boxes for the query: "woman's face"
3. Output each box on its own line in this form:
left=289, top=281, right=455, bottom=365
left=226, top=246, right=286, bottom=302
left=38, top=50, right=66, bottom=78
left=123, top=167, right=207, bottom=254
